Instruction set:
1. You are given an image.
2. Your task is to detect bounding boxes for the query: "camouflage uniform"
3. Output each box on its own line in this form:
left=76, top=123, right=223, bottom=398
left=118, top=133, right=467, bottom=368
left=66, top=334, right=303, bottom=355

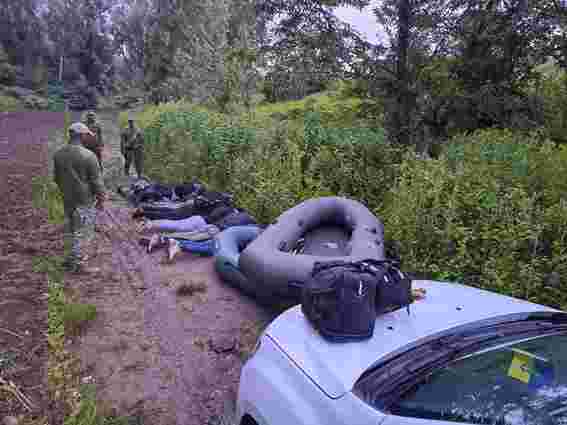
left=54, top=132, right=105, bottom=271
left=82, top=111, right=104, bottom=171
left=63, top=205, right=97, bottom=268
left=121, top=120, right=145, bottom=178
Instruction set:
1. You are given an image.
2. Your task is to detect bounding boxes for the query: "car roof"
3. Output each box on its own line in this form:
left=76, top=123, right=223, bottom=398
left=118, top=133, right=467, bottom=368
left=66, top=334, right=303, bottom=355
left=265, top=280, right=563, bottom=399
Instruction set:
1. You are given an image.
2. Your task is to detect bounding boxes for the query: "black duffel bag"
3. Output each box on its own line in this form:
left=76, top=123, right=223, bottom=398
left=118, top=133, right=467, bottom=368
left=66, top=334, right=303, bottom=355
left=301, top=259, right=412, bottom=342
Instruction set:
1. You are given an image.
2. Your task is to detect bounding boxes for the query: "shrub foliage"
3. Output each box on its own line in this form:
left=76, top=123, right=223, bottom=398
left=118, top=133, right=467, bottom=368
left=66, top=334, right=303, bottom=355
left=131, top=92, right=566, bottom=310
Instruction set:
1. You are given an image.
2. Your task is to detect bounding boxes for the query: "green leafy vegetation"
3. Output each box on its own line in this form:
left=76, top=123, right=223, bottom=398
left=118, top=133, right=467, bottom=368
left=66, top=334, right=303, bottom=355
left=31, top=178, right=65, bottom=224
left=134, top=81, right=567, bottom=311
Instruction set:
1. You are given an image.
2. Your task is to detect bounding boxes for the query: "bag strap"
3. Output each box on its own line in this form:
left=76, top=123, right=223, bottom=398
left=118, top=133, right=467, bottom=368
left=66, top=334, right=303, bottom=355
left=312, top=260, right=356, bottom=276
left=359, top=259, right=406, bottom=281
left=311, top=258, right=402, bottom=277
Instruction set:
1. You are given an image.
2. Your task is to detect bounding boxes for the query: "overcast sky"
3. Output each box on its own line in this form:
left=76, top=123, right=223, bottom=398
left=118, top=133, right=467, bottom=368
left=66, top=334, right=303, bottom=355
left=334, top=1, right=383, bottom=44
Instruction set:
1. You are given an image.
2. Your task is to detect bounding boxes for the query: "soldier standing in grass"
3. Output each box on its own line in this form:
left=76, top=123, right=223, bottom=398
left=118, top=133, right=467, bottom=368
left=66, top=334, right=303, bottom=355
left=121, top=115, right=145, bottom=179
left=82, top=110, right=104, bottom=171
left=54, top=122, right=107, bottom=274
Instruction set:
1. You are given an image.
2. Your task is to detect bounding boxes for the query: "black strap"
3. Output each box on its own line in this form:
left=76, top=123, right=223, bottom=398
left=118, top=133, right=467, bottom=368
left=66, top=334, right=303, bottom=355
left=312, top=258, right=403, bottom=278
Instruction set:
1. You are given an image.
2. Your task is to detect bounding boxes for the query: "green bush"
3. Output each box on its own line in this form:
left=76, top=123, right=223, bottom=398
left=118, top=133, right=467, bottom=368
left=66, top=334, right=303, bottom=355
left=382, top=128, right=567, bottom=309
left=540, top=71, right=567, bottom=144
left=139, top=99, right=566, bottom=310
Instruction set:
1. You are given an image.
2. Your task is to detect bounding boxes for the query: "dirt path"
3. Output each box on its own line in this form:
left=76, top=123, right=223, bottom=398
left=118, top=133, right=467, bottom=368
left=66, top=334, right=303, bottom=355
left=0, top=112, right=63, bottom=420
left=62, top=110, right=274, bottom=424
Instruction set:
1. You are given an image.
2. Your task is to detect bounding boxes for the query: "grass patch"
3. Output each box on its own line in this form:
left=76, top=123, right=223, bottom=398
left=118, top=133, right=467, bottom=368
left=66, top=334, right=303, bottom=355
left=62, top=303, right=97, bottom=336
left=63, top=384, right=144, bottom=425
left=28, top=182, right=139, bottom=425
left=41, top=256, right=142, bottom=424
left=31, top=177, right=65, bottom=224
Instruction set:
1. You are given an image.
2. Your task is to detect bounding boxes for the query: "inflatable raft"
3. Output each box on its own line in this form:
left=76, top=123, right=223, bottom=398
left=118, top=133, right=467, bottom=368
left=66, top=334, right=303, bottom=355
left=214, top=225, right=264, bottom=296
left=238, top=197, right=385, bottom=302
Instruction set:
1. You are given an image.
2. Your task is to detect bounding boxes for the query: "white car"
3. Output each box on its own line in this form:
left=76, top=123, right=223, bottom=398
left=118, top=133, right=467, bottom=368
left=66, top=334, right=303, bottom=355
left=236, top=280, right=567, bottom=425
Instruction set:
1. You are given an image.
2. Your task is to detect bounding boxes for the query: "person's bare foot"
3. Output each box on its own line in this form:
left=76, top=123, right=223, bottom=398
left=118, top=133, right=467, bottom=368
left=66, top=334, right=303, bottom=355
left=148, top=234, right=165, bottom=253
left=167, top=239, right=181, bottom=262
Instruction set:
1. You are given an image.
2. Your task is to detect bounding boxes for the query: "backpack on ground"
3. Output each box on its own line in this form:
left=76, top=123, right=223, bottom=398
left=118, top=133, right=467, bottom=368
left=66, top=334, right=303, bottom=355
left=301, top=259, right=413, bottom=343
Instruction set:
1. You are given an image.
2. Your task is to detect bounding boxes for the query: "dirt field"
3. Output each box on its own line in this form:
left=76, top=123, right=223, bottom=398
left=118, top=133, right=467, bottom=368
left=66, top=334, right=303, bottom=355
left=0, top=112, right=63, bottom=420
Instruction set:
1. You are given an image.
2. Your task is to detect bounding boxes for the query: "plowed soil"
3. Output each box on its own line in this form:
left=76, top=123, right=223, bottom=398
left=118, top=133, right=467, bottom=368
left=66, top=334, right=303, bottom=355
left=0, top=112, right=63, bottom=420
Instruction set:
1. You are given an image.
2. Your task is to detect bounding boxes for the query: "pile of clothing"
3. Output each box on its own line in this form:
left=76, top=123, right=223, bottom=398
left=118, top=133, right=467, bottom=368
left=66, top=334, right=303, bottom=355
left=135, top=193, right=256, bottom=230
left=121, top=178, right=206, bottom=206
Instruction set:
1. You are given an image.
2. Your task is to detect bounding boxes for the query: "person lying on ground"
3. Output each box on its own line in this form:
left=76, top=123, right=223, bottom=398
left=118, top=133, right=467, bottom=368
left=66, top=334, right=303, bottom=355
left=53, top=122, right=107, bottom=274
left=136, top=215, right=210, bottom=234
left=136, top=207, right=257, bottom=234
left=147, top=237, right=216, bottom=262
left=143, top=225, right=220, bottom=253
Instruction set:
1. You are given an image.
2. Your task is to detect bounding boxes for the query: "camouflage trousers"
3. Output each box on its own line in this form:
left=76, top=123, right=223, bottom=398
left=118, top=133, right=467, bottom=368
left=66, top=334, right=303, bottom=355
left=124, top=148, right=144, bottom=177
left=63, top=205, right=97, bottom=268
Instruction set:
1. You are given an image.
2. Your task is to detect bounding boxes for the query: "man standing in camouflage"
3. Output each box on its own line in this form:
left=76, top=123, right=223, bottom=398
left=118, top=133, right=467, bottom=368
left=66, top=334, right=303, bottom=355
left=121, top=115, right=145, bottom=179
left=54, top=122, right=107, bottom=273
left=82, top=110, right=104, bottom=171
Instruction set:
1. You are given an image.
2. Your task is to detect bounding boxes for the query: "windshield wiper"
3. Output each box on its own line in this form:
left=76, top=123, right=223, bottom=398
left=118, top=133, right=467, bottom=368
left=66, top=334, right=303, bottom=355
left=357, top=333, right=503, bottom=409
left=357, top=324, right=567, bottom=410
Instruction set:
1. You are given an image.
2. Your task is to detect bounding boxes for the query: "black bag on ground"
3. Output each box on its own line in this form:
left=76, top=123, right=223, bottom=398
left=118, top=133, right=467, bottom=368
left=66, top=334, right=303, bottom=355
left=206, top=205, right=235, bottom=223
left=135, top=183, right=173, bottom=204
left=214, top=210, right=257, bottom=230
left=192, top=191, right=234, bottom=216
left=173, top=181, right=206, bottom=200
left=301, top=259, right=413, bottom=342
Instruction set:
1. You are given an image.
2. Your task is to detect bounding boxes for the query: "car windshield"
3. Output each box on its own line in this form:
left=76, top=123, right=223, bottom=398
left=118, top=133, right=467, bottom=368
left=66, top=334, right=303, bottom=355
left=359, top=331, right=567, bottom=425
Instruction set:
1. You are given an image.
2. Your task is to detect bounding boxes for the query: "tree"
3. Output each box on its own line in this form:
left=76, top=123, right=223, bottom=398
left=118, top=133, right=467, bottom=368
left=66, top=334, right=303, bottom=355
left=111, top=0, right=151, bottom=81
left=370, top=0, right=562, bottom=150
left=0, top=0, right=46, bottom=88
left=43, top=0, right=115, bottom=92
left=256, top=0, right=371, bottom=101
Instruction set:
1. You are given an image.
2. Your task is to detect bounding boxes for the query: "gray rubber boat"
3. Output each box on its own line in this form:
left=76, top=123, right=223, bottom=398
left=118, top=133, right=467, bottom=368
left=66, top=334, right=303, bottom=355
left=238, top=197, right=385, bottom=302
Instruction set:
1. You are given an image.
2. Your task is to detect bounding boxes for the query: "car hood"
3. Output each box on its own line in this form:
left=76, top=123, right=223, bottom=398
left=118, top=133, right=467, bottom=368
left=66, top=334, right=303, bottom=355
left=265, top=280, right=561, bottom=399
